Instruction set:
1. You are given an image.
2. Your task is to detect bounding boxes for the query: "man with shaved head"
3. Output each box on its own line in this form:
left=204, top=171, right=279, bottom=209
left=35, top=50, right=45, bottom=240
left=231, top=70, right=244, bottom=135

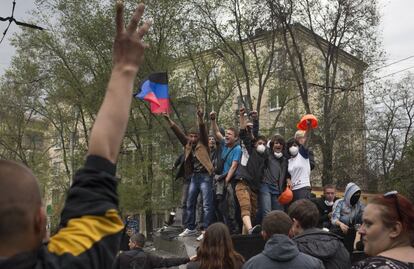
left=0, top=160, right=46, bottom=256
left=0, top=1, right=150, bottom=268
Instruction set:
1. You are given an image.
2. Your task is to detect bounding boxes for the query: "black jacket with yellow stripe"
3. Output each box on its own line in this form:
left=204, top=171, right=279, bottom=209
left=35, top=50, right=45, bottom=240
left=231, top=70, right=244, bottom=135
left=0, top=155, right=124, bottom=269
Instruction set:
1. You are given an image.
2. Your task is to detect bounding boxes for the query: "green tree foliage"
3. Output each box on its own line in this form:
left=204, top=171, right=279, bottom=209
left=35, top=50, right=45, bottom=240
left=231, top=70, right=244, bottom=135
left=366, top=73, right=414, bottom=193
left=389, top=137, right=414, bottom=201
left=0, top=0, right=190, bottom=232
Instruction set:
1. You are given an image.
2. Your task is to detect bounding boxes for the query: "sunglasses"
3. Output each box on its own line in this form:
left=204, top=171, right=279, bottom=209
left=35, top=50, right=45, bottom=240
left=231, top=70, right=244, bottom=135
left=383, top=190, right=402, bottom=221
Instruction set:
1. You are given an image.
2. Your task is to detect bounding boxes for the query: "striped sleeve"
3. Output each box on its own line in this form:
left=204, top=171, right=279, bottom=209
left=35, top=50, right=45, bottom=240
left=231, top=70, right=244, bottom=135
left=47, top=155, right=123, bottom=268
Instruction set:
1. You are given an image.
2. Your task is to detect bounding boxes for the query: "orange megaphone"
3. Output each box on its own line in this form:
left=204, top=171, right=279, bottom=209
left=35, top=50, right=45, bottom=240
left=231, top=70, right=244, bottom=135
left=297, top=114, right=318, bottom=130
left=278, top=185, right=293, bottom=205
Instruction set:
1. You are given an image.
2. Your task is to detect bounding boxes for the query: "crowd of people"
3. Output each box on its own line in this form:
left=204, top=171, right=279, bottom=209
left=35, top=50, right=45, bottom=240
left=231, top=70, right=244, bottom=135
left=0, top=2, right=413, bottom=269
left=167, top=105, right=318, bottom=239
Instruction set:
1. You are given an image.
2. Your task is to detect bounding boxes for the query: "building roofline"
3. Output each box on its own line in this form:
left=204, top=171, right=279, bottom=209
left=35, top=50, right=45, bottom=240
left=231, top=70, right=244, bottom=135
left=173, top=23, right=368, bottom=70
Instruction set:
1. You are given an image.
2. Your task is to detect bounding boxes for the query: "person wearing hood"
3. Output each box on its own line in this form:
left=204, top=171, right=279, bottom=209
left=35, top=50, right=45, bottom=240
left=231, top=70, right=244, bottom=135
left=331, top=182, right=365, bottom=253
left=288, top=199, right=350, bottom=269
left=242, top=210, right=325, bottom=269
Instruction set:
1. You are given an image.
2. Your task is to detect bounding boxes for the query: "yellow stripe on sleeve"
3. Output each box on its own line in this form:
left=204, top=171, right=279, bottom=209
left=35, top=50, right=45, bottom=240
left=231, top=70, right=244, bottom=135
left=48, top=209, right=124, bottom=256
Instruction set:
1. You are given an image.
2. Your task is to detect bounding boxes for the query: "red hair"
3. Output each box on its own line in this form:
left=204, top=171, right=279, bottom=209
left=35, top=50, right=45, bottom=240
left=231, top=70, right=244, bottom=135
left=370, top=193, right=414, bottom=244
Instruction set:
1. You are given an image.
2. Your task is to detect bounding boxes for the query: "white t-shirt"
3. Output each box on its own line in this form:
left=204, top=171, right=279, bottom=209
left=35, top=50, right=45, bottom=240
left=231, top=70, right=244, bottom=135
left=288, top=146, right=311, bottom=190
left=240, top=144, right=250, bottom=166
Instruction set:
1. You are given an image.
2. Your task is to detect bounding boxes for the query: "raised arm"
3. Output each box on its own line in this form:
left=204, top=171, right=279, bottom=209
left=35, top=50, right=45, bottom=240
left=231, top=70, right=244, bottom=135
left=303, top=120, right=312, bottom=149
left=210, top=111, right=224, bottom=142
left=250, top=110, right=259, bottom=138
left=163, top=113, right=188, bottom=146
left=48, top=2, right=150, bottom=265
left=197, top=108, right=209, bottom=146
left=238, top=108, right=253, bottom=153
left=88, top=2, right=150, bottom=164
left=239, top=107, right=247, bottom=130
left=148, top=254, right=190, bottom=268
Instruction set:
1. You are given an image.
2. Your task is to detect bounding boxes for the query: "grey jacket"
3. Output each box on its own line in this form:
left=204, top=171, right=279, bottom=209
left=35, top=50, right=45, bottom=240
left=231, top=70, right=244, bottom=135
left=242, top=234, right=325, bottom=269
left=293, top=228, right=351, bottom=269
left=332, top=183, right=364, bottom=226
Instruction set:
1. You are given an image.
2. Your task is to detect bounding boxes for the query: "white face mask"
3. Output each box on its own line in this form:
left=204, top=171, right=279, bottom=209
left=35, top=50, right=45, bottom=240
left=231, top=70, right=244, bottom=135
left=256, top=144, right=266, bottom=154
left=289, top=146, right=299, bottom=156
left=274, top=152, right=283, bottom=159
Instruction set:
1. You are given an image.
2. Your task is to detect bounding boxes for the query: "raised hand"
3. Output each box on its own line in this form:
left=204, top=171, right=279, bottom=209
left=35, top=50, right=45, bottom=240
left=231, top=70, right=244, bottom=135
left=239, top=107, right=246, bottom=116
left=113, top=1, right=151, bottom=72
left=88, top=1, right=150, bottom=163
left=162, top=112, right=170, bottom=121
left=197, top=107, right=204, bottom=119
left=249, top=110, right=258, bottom=120
left=210, top=111, right=216, bottom=121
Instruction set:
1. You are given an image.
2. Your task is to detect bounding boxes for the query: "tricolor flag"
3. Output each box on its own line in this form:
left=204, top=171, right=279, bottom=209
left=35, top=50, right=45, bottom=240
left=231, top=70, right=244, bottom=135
left=134, top=72, right=170, bottom=114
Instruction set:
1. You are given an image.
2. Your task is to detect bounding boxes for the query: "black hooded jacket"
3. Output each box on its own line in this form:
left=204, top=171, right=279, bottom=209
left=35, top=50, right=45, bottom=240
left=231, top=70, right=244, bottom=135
left=0, top=156, right=124, bottom=269
left=293, top=228, right=350, bottom=269
left=235, top=129, right=267, bottom=192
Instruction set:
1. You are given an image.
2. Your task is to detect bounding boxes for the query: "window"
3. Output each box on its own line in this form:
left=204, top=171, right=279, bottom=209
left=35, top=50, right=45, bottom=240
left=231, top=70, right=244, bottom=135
left=318, top=60, right=326, bottom=84
left=273, top=127, right=285, bottom=137
left=272, top=48, right=288, bottom=73
left=338, top=67, right=351, bottom=88
left=269, top=88, right=281, bottom=111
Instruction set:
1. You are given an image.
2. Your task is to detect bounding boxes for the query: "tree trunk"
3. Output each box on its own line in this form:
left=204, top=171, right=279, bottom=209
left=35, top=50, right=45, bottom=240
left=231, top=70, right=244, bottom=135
left=321, top=140, right=334, bottom=186
left=145, top=209, right=153, bottom=240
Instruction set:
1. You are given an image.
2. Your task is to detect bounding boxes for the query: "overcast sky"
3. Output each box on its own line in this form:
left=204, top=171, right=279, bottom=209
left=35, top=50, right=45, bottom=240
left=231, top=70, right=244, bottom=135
left=1, top=0, right=414, bottom=79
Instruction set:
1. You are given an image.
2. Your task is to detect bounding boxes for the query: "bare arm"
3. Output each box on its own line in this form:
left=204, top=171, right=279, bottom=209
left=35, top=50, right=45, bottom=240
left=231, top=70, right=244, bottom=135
left=198, top=108, right=209, bottom=146
left=88, top=2, right=150, bottom=164
left=210, top=111, right=224, bottom=142
left=225, top=160, right=238, bottom=183
left=239, top=107, right=247, bottom=130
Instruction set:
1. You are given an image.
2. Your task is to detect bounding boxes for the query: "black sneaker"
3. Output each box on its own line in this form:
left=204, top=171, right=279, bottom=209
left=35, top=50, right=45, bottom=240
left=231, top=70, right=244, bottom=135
left=249, top=225, right=262, bottom=234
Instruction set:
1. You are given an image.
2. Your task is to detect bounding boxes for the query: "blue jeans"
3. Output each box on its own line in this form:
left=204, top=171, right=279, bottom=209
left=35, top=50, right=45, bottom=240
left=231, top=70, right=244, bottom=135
left=259, top=183, right=283, bottom=222
left=185, top=173, right=214, bottom=230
